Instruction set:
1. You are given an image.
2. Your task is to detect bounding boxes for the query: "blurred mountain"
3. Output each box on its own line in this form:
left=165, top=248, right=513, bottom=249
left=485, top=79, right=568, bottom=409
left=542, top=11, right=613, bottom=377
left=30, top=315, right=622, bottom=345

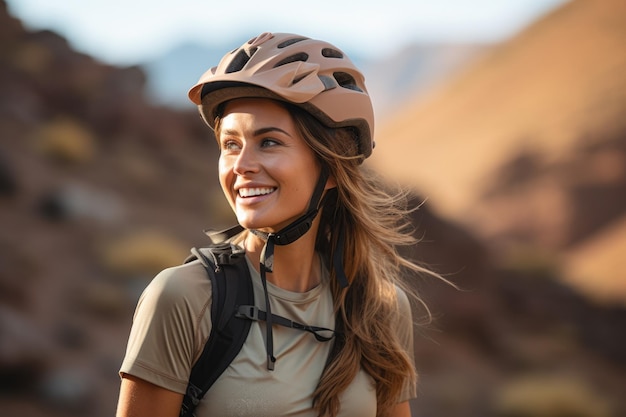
left=142, top=40, right=243, bottom=109
left=370, top=0, right=626, bottom=305
left=364, top=43, right=490, bottom=119
left=1, top=0, right=625, bottom=416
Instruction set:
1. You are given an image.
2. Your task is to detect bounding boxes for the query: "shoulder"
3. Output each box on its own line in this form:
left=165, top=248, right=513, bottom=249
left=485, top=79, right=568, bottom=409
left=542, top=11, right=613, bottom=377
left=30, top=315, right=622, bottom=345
left=392, top=285, right=415, bottom=361
left=121, top=260, right=215, bottom=392
left=135, top=260, right=213, bottom=320
left=394, top=285, right=412, bottom=316
left=392, top=285, right=414, bottom=339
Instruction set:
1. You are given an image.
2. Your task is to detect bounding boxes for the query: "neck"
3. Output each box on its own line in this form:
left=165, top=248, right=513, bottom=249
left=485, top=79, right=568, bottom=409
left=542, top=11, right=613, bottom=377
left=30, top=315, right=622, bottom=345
left=244, top=225, right=322, bottom=293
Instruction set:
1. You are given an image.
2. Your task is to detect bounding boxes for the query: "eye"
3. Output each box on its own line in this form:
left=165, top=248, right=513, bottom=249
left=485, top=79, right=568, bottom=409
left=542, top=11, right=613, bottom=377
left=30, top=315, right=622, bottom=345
left=221, top=139, right=241, bottom=152
left=260, top=138, right=280, bottom=148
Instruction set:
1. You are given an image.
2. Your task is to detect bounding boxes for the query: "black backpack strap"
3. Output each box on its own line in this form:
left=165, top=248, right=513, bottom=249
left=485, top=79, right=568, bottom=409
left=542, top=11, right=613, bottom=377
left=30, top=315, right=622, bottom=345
left=180, top=243, right=253, bottom=417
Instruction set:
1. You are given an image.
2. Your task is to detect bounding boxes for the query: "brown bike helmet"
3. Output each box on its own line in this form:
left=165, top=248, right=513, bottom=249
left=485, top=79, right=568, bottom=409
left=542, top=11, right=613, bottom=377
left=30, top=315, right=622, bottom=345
left=188, top=32, right=375, bottom=158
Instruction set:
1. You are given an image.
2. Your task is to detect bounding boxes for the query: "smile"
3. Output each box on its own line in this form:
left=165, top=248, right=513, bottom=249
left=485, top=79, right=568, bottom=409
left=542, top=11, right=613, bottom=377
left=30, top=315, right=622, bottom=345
left=238, top=187, right=276, bottom=198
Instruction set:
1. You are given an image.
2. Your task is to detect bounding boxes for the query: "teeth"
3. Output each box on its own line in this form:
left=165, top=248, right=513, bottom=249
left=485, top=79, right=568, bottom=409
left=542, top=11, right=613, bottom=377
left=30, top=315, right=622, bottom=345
left=239, top=187, right=275, bottom=197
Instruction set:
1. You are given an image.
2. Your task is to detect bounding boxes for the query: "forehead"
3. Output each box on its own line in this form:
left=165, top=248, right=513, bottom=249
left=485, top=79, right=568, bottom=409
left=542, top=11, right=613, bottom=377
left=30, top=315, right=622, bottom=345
left=220, top=98, right=292, bottom=125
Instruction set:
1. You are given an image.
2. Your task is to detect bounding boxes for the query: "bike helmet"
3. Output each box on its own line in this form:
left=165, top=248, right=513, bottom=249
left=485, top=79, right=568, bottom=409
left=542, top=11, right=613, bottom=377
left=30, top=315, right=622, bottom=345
left=188, top=32, right=375, bottom=158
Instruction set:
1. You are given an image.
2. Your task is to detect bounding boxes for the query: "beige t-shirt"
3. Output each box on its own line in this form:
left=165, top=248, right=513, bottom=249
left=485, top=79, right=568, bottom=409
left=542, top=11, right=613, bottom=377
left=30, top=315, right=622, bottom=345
left=120, top=255, right=416, bottom=416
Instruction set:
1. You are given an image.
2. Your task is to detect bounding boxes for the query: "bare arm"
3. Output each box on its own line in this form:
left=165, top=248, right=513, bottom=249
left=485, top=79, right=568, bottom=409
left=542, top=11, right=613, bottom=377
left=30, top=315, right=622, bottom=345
left=390, top=401, right=412, bottom=417
left=116, top=374, right=184, bottom=417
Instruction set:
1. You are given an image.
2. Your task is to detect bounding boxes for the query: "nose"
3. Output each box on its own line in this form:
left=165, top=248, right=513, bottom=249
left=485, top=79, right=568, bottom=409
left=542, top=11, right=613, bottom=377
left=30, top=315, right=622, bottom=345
left=232, top=143, right=259, bottom=176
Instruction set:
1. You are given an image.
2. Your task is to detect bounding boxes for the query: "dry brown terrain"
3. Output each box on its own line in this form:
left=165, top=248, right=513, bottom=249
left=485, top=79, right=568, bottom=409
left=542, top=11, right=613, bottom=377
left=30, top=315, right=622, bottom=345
left=370, top=0, right=626, bottom=304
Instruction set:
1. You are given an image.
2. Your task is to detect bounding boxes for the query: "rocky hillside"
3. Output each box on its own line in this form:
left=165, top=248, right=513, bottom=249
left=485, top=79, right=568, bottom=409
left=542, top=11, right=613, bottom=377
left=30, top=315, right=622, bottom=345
left=0, top=1, right=624, bottom=416
left=370, top=0, right=626, bottom=305
left=0, top=2, right=229, bottom=415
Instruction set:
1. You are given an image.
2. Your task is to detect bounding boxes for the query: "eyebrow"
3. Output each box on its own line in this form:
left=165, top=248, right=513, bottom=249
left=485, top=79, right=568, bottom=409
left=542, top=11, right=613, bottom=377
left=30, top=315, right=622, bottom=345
left=255, top=127, right=291, bottom=137
left=220, top=127, right=292, bottom=138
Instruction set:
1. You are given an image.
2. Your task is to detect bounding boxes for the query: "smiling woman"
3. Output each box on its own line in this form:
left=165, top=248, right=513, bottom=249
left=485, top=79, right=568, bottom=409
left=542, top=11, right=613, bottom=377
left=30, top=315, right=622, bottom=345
left=116, top=32, right=445, bottom=417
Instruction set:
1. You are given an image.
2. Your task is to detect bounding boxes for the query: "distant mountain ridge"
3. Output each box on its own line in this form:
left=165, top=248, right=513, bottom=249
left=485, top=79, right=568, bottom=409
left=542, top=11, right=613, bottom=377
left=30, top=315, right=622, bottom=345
left=142, top=40, right=236, bottom=110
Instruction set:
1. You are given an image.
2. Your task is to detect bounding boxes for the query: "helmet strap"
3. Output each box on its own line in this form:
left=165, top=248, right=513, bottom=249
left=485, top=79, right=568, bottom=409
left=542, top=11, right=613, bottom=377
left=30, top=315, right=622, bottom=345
left=256, top=165, right=329, bottom=371
left=332, top=226, right=349, bottom=289
left=258, top=165, right=329, bottom=270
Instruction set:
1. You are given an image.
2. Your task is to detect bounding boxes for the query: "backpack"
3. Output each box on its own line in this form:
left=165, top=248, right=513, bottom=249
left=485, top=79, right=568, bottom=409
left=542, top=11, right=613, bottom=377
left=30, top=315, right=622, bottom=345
left=179, top=241, right=254, bottom=417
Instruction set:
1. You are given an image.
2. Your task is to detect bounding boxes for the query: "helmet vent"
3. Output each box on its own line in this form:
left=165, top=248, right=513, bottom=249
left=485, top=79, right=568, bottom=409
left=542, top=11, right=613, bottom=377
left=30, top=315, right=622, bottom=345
left=333, top=72, right=363, bottom=92
left=274, top=53, right=309, bottom=68
left=225, top=48, right=257, bottom=73
left=277, top=37, right=308, bottom=48
left=322, top=48, right=343, bottom=59
left=318, top=75, right=338, bottom=90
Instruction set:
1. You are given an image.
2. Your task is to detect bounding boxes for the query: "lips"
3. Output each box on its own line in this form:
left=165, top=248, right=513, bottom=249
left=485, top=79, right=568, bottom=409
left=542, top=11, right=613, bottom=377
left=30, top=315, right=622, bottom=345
left=238, top=187, right=276, bottom=198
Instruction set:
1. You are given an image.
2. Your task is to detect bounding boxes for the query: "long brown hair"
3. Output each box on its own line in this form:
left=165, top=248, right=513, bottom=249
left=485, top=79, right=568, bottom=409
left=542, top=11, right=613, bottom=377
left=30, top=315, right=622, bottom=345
left=214, top=99, right=438, bottom=416
left=284, top=103, right=437, bottom=417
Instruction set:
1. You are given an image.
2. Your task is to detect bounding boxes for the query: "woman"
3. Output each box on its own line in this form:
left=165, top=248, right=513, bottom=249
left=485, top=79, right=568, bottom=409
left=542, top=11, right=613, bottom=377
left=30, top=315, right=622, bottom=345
left=117, top=32, right=437, bottom=417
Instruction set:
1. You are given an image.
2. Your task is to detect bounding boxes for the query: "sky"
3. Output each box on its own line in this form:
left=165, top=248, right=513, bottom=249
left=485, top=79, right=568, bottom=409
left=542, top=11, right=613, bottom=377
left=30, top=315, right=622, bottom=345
left=5, top=0, right=570, bottom=66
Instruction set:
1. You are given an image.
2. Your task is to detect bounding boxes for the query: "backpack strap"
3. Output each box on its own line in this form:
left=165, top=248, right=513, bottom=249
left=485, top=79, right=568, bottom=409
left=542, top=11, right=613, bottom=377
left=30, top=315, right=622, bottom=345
left=180, top=243, right=253, bottom=417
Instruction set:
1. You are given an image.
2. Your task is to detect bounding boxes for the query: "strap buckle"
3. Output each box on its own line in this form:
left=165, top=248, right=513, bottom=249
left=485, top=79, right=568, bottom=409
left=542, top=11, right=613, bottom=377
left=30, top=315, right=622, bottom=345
left=235, top=305, right=261, bottom=321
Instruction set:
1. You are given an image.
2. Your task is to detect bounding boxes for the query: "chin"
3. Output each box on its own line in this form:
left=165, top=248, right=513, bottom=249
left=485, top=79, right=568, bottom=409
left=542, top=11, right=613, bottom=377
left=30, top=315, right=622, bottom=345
left=236, top=212, right=296, bottom=233
left=237, top=216, right=272, bottom=231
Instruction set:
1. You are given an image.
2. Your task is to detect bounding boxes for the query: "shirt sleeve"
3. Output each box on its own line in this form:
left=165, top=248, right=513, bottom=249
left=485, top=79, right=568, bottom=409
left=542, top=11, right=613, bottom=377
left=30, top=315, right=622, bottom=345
left=396, top=286, right=417, bottom=402
left=119, top=261, right=213, bottom=394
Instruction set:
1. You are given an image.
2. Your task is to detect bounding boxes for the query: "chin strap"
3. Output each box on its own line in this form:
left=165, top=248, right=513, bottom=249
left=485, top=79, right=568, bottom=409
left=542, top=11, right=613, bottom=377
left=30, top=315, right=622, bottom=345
left=256, top=167, right=329, bottom=370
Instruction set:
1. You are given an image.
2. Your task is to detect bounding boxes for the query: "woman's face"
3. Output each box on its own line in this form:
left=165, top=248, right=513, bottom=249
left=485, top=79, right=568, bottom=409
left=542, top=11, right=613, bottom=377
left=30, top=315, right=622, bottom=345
left=217, top=98, right=322, bottom=232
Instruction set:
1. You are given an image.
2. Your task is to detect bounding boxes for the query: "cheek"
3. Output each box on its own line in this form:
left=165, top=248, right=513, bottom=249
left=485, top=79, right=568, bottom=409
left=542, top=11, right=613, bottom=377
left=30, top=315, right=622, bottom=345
left=218, top=159, right=233, bottom=199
